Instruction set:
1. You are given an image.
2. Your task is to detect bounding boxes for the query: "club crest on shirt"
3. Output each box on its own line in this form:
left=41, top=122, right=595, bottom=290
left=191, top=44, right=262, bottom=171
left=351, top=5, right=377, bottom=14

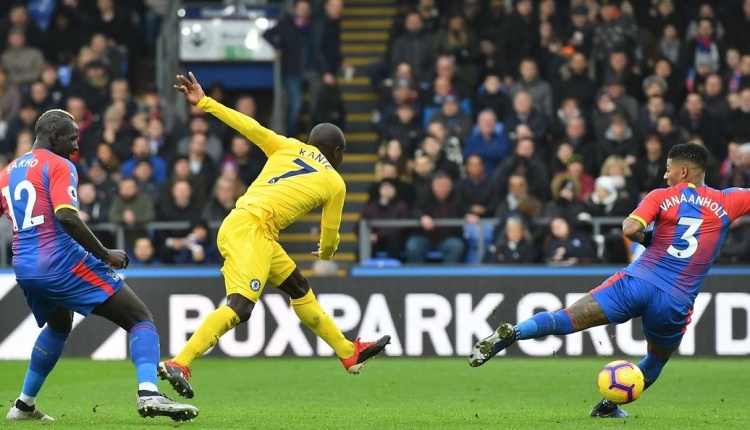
left=250, top=279, right=261, bottom=291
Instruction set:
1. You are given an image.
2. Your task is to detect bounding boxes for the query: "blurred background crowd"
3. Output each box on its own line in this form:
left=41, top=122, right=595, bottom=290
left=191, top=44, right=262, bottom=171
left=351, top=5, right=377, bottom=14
left=1, top=0, right=750, bottom=268
left=359, top=0, right=750, bottom=266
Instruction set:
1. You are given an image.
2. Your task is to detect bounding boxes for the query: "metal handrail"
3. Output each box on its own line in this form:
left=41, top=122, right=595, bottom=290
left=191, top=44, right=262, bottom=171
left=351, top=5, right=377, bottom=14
left=357, top=216, right=629, bottom=261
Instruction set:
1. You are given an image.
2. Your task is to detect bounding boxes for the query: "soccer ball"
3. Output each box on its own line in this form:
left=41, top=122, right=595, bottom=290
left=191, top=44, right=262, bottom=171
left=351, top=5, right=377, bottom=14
left=597, top=360, right=645, bottom=404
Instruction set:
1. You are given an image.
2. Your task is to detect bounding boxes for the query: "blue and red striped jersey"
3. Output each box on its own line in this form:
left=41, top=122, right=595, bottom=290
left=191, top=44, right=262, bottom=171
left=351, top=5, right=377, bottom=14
left=0, top=149, right=85, bottom=276
left=624, top=182, right=750, bottom=305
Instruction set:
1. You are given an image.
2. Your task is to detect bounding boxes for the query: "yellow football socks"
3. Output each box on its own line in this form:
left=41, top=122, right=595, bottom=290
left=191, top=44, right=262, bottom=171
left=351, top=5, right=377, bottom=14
left=173, top=305, right=241, bottom=367
left=291, top=289, right=354, bottom=358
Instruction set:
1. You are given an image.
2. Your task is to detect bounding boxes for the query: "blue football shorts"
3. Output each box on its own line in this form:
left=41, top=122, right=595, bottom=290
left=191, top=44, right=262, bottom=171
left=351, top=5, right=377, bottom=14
left=16, top=253, right=125, bottom=327
left=590, top=271, right=694, bottom=349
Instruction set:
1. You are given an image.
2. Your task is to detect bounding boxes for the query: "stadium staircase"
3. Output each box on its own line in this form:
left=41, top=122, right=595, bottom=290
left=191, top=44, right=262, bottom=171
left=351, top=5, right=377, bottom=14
left=284, top=0, right=396, bottom=276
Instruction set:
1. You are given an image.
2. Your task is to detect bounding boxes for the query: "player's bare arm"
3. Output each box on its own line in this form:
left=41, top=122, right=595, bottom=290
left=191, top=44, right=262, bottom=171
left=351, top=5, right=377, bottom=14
left=623, top=217, right=647, bottom=244
left=55, top=207, right=129, bottom=269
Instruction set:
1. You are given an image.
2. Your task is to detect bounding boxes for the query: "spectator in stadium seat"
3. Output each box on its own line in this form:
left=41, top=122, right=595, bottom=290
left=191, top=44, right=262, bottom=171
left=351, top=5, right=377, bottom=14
left=67, top=59, right=111, bottom=118
left=724, top=88, right=750, bottom=143
left=543, top=174, right=590, bottom=232
left=4, top=101, right=37, bottom=157
left=596, top=114, right=638, bottom=169
left=120, top=135, right=168, bottom=185
left=491, top=136, right=549, bottom=202
left=602, top=74, right=639, bottom=125
left=131, top=237, right=160, bottom=266
left=177, top=116, right=224, bottom=165
left=109, top=176, right=156, bottom=247
left=359, top=178, right=411, bottom=260
left=598, top=155, right=639, bottom=208
left=496, top=0, right=539, bottom=83
left=632, top=134, right=667, bottom=198
left=655, top=114, right=690, bottom=153
left=77, top=181, right=110, bottom=224
left=505, top=91, right=549, bottom=143
left=383, top=102, right=424, bottom=158
left=637, top=95, right=670, bottom=137
left=416, top=0, right=441, bottom=34
left=91, top=0, right=134, bottom=51
left=375, top=138, right=413, bottom=183
left=94, top=142, right=121, bottom=178
left=678, top=93, right=722, bottom=157
left=12, top=129, right=33, bottom=160
left=132, top=159, right=161, bottom=206
left=107, top=77, right=137, bottom=121
left=585, top=175, right=633, bottom=218
left=550, top=97, right=585, bottom=141
left=183, top=133, right=217, bottom=204
left=475, top=74, right=512, bottom=123
left=509, top=58, right=553, bottom=118
left=423, top=78, right=472, bottom=129
left=389, top=11, right=434, bottom=84
left=590, top=1, right=643, bottom=74
left=89, top=33, right=127, bottom=80
left=560, top=52, right=597, bottom=111
left=0, top=4, right=44, bottom=51
left=463, top=109, right=511, bottom=175
left=680, top=18, right=725, bottom=79
left=83, top=158, right=118, bottom=210
left=426, top=120, right=464, bottom=174
left=223, top=134, right=267, bottom=187
left=1, top=26, right=44, bottom=86
left=262, top=0, right=313, bottom=138
left=161, top=156, right=208, bottom=211
left=415, top=134, right=461, bottom=181
left=433, top=55, right=474, bottom=101
left=144, top=117, right=175, bottom=163
left=658, top=24, right=681, bottom=65
left=492, top=173, right=543, bottom=228
left=42, top=5, right=87, bottom=65
left=0, top=67, right=21, bottom=123
left=484, top=216, right=537, bottom=264
left=702, top=74, right=731, bottom=119
left=561, top=5, right=594, bottom=58
left=715, top=218, right=750, bottom=264
left=456, top=155, right=495, bottom=219
left=28, top=80, right=56, bottom=113
left=308, top=0, right=343, bottom=126
left=543, top=216, right=596, bottom=265
left=80, top=106, right=133, bottom=163
left=369, top=159, right=416, bottom=205
left=590, top=90, right=625, bottom=141
left=169, top=221, right=221, bottom=265
left=202, top=175, right=243, bottom=223
left=724, top=0, right=750, bottom=57
left=432, top=16, right=479, bottom=88
left=405, top=172, right=467, bottom=263
left=158, top=179, right=201, bottom=224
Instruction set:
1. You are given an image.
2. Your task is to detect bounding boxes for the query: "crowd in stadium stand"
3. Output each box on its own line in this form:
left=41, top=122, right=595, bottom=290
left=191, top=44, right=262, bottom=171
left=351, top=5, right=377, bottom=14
left=360, top=0, right=750, bottom=265
left=2, top=1, right=750, bottom=267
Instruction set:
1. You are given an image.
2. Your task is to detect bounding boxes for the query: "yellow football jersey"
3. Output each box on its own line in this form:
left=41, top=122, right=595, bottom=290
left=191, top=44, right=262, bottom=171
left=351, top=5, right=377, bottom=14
left=197, top=97, right=345, bottom=259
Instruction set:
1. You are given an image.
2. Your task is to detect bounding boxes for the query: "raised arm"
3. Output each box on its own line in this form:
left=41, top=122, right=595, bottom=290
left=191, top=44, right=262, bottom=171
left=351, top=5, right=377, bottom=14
left=624, top=189, right=662, bottom=246
left=174, top=72, right=286, bottom=156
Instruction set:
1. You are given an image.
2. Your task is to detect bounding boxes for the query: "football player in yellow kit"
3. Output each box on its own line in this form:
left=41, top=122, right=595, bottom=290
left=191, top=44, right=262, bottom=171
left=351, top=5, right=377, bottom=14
left=158, top=72, right=390, bottom=399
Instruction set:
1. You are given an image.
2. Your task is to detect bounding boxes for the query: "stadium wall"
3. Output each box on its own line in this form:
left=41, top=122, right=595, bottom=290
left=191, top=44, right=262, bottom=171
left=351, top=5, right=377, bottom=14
left=1, top=268, right=749, bottom=359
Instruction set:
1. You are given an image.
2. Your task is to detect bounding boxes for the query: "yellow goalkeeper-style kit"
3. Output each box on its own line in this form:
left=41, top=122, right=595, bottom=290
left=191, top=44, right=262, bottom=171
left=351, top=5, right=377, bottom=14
left=196, top=96, right=345, bottom=302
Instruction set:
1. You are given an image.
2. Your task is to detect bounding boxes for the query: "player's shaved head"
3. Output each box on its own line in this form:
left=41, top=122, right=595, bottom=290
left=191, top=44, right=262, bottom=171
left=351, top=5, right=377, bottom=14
left=667, top=143, right=709, bottom=172
left=35, top=109, right=75, bottom=137
left=308, top=122, right=346, bottom=169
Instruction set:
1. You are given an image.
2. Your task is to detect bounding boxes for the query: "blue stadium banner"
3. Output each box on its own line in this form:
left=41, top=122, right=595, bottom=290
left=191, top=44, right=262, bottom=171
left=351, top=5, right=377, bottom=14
left=1, top=269, right=749, bottom=359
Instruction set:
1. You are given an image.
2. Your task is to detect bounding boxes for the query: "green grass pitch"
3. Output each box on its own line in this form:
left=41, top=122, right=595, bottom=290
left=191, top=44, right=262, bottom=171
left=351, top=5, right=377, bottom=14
left=0, top=357, right=746, bottom=429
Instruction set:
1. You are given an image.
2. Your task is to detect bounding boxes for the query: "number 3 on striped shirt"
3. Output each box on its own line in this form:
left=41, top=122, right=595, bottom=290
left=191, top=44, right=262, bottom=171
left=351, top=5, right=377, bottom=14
left=667, top=216, right=703, bottom=259
left=268, top=158, right=317, bottom=184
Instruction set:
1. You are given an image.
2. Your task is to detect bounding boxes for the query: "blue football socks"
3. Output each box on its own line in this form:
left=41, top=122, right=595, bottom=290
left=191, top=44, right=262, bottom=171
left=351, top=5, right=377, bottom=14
left=129, top=322, right=160, bottom=393
left=20, top=326, right=69, bottom=404
left=515, top=310, right=575, bottom=340
left=637, top=352, right=669, bottom=390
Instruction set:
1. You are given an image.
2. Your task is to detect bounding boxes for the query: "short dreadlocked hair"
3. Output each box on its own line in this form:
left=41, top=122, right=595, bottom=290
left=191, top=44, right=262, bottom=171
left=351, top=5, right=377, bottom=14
left=667, top=142, right=709, bottom=172
left=35, top=109, right=75, bottom=137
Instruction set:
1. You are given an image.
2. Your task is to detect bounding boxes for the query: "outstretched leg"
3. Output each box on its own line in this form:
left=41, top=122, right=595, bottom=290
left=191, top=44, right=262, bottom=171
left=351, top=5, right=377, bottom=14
left=278, top=268, right=390, bottom=374
left=469, top=294, right=609, bottom=367
left=7, top=308, right=72, bottom=421
left=92, top=283, right=198, bottom=421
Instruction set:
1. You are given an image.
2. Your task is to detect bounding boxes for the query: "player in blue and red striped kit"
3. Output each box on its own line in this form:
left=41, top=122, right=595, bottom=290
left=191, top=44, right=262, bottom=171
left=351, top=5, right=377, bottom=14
left=469, top=143, right=750, bottom=418
left=0, top=110, right=198, bottom=422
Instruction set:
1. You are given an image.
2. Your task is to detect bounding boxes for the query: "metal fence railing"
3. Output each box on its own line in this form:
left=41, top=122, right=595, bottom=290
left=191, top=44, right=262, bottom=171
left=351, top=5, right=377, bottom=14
left=357, top=216, right=630, bottom=262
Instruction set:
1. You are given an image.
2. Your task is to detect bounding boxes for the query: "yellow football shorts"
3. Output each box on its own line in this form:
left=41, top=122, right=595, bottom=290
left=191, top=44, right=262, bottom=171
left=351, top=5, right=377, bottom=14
left=217, top=208, right=296, bottom=302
